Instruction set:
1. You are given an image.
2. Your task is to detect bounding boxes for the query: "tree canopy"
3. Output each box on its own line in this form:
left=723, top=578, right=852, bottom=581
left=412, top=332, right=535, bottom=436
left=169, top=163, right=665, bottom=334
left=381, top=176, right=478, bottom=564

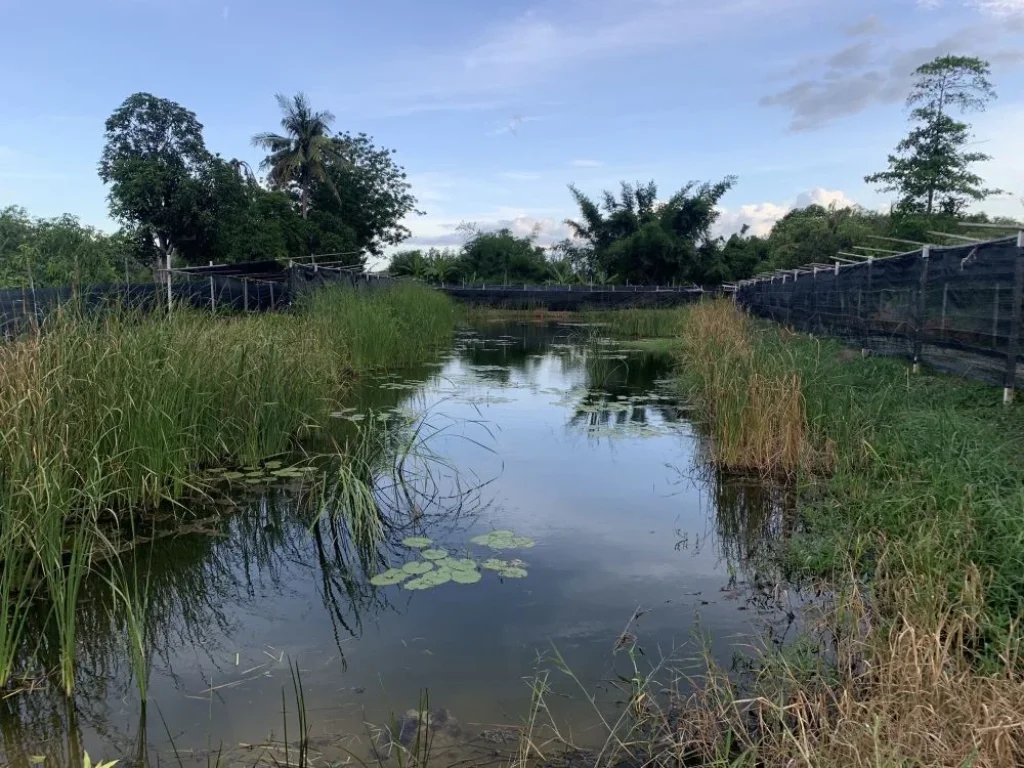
left=865, top=56, right=1000, bottom=216
left=96, top=91, right=417, bottom=274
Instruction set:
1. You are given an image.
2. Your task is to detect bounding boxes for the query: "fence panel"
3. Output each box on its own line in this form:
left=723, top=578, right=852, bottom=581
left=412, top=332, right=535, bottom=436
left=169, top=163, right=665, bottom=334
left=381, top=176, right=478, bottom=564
left=736, top=236, right=1024, bottom=389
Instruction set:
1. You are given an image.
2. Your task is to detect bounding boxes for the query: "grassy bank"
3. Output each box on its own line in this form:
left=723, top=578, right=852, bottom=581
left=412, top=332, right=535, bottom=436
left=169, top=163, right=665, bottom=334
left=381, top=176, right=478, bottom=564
left=660, top=300, right=1024, bottom=766
left=0, top=283, right=454, bottom=694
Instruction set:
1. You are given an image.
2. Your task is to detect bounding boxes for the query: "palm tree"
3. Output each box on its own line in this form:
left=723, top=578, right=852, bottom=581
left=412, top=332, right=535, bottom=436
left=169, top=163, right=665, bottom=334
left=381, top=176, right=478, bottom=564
left=252, top=93, right=346, bottom=219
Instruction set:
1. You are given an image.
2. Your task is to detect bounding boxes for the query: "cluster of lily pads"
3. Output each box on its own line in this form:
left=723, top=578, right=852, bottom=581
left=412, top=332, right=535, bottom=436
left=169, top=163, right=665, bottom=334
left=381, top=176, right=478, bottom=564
left=369, top=530, right=535, bottom=591
left=204, top=460, right=317, bottom=485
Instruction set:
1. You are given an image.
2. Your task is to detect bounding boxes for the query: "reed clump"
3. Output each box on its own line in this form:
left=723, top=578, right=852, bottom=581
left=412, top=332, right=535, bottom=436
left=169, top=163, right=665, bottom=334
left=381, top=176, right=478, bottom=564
left=582, top=307, right=689, bottom=339
left=0, top=282, right=453, bottom=694
left=677, top=301, right=816, bottom=476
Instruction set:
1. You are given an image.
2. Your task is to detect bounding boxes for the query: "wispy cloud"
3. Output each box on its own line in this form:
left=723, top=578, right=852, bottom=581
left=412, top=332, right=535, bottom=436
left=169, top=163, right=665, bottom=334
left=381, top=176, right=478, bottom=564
left=761, top=15, right=1024, bottom=130
left=921, top=0, right=1024, bottom=15
left=351, top=0, right=814, bottom=116
left=486, top=115, right=545, bottom=136
left=572, top=159, right=603, bottom=168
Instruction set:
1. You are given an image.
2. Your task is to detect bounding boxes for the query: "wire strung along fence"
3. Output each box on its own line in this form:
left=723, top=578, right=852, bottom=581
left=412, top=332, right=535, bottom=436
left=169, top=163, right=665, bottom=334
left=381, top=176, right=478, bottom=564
left=735, top=225, right=1024, bottom=403
left=0, top=253, right=396, bottom=337
left=438, top=283, right=705, bottom=311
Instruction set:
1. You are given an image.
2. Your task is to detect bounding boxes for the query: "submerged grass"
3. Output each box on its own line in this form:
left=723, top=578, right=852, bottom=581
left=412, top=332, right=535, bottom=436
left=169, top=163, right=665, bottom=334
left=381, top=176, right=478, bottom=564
left=0, top=283, right=454, bottom=695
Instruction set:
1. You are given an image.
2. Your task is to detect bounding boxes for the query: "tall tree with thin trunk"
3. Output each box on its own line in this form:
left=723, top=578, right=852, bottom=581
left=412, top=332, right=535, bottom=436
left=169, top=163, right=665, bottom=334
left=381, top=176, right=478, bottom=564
left=252, top=93, right=347, bottom=219
left=865, top=55, right=999, bottom=216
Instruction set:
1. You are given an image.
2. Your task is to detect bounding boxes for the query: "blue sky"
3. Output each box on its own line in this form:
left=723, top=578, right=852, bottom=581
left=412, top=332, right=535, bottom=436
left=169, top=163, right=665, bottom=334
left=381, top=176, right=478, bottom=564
left=1, top=0, right=1023, bottom=261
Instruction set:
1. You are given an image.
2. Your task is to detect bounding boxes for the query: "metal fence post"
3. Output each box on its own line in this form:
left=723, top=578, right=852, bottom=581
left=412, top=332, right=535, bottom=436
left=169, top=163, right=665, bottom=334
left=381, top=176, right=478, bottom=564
left=243, top=278, right=249, bottom=311
left=1004, top=230, right=1024, bottom=405
left=940, top=282, right=949, bottom=339
left=269, top=282, right=275, bottom=310
left=209, top=261, right=216, bottom=312
left=992, top=285, right=1000, bottom=348
left=810, top=267, right=818, bottom=335
left=913, top=246, right=930, bottom=374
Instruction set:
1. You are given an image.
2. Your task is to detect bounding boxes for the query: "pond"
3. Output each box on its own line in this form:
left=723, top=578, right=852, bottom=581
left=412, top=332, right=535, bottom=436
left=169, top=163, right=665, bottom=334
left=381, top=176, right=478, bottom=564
left=0, top=320, right=799, bottom=767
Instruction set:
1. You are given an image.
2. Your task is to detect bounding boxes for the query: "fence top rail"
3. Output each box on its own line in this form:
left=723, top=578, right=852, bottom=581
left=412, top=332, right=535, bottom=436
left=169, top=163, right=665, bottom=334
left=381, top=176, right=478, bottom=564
left=738, top=234, right=1019, bottom=289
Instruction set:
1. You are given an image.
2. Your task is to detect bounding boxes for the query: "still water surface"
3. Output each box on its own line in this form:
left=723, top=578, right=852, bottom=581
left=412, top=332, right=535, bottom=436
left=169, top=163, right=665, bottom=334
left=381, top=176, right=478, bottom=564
left=1, top=321, right=796, bottom=766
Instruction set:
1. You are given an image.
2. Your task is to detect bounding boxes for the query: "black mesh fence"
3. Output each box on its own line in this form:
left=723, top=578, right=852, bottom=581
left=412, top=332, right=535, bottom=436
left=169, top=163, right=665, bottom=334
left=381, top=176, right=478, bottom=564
left=736, top=236, right=1024, bottom=389
left=441, top=284, right=704, bottom=311
left=0, top=266, right=397, bottom=337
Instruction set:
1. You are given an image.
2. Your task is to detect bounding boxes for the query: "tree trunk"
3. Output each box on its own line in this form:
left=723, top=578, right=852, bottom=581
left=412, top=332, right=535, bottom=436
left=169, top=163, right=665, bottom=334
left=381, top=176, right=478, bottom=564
left=300, top=187, right=309, bottom=220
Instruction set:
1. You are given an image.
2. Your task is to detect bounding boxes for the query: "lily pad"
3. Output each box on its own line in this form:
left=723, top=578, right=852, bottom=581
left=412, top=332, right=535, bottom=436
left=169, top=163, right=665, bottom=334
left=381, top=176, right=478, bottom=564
left=498, top=566, right=528, bottom=579
left=482, top=558, right=509, bottom=571
left=370, top=569, right=409, bottom=587
left=421, top=549, right=449, bottom=561
left=450, top=569, right=482, bottom=584
left=264, top=460, right=283, bottom=469
left=402, top=537, right=433, bottom=549
left=471, top=530, right=535, bottom=551
left=223, top=471, right=245, bottom=480
left=447, top=558, right=477, bottom=571
left=402, top=561, right=434, bottom=575
left=404, top=569, right=451, bottom=590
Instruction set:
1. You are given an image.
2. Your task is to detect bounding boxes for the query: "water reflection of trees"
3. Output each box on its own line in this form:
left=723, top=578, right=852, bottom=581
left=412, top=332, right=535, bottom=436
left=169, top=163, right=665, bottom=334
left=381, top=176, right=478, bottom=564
left=0, top=404, right=492, bottom=766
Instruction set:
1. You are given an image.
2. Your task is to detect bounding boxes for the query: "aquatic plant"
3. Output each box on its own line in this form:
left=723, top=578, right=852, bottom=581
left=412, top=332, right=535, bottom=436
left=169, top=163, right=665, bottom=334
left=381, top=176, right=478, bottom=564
left=470, top=530, right=535, bottom=550
left=402, top=537, right=433, bottom=549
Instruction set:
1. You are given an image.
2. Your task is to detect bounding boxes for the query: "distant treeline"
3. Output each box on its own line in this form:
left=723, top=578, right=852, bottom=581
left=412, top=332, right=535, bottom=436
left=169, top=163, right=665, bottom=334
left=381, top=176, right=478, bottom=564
left=1, top=56, right=1017, bottom=291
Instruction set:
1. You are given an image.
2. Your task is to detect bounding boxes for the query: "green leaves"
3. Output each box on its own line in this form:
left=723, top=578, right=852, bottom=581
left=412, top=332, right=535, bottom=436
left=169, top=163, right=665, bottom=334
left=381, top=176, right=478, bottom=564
left=370, top=569, right=409, bottom=587
left=371, top=532, right=537, bottom=591
left=401, top=561, right=434, bottom=576
left=864, top=55, right=1000, bottom=216
left=470, top=530, right=535, bottom=551
left=402, top=537, right=433, bottom=549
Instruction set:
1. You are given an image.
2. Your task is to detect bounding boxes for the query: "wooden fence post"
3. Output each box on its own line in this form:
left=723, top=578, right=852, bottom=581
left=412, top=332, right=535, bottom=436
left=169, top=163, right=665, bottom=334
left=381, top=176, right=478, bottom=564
left=1004, top=231, right=1024, bottom=405
left=913, top=246, right=930, bottom=374
left=243, top=278, right=249, bottom=311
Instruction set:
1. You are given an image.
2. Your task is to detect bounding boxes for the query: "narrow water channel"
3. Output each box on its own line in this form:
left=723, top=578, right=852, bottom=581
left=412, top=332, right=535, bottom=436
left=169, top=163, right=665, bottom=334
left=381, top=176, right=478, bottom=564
left=0, top=321, right=797, bottom=767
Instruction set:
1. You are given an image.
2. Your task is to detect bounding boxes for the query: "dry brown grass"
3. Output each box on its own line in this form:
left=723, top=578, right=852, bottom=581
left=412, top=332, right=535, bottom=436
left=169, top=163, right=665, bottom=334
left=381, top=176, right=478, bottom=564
left=678, top=301, right=816, bottom=476
left=520, top=564, right=1024, bottom=768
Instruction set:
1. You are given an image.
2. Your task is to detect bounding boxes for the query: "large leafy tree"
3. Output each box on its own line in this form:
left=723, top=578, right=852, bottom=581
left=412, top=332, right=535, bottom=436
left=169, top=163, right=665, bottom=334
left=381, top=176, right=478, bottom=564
left=765, top=204, right=878, bottom=271
left=308, top=132, right=420, bottom=263
left=865, top=55, right=999, bottom=216
left=99, top=92, right=218, bottom=270
left=459, top=228, right=550, bottom=283
left=565, top=178, right=736, bottom=284
left=252, top=93, right=347, bottom=220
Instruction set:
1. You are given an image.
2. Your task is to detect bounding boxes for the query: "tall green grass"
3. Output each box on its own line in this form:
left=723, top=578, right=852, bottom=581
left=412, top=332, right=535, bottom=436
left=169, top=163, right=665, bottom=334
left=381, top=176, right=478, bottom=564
left=581, top=307, right=689, bottom=339
left=675, top=300, right=1024, bottom=636
left=0, top=283, right=453, bottom=695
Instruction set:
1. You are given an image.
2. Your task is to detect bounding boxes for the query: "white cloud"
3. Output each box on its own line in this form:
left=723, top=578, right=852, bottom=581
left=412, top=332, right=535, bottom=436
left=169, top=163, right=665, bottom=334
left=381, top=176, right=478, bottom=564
left=714, top=202, right=791, bottom=237
left=714, top=187, right=859, bottom=237
left=572, top=159, right=603, bottom=168
left=795, top=187, right=857, bottom=209
left=401, top=208, right=572, bottom=249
